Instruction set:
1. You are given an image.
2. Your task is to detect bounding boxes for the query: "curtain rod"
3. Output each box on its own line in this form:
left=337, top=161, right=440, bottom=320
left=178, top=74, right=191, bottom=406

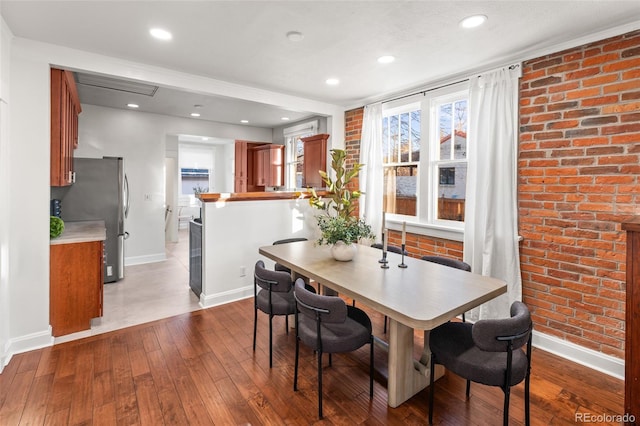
left=381, top=63, right=520, bottom=105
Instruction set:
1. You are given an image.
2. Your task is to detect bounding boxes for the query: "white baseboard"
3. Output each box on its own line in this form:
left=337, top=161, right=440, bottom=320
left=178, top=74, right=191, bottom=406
left=532, top=330, right=624, bottom=380
left=199, top=285, right=253, bottom=309
left=124, top=253, right=167, bottom=266
left=1, top=327, right=54, bottom=372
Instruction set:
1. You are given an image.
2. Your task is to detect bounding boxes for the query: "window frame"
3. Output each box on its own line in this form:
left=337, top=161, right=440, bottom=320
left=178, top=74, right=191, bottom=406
left=283, top=120, right=318, bottom=189
left=382, top=83, right=469, bottom=241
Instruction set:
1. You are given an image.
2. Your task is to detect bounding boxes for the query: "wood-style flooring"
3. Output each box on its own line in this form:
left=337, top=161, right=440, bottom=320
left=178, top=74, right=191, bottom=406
left=0, top=296, right=625, bottom=425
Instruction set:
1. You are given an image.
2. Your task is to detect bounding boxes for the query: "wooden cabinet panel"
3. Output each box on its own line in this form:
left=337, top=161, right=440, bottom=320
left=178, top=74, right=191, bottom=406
left=301, top=134, right=328, bottom=188
left=622, top=218, right=640, bottom=425
left=254, top=145, right=284, bottom=187
left=51, top=68, right=82, bottom=186
left=50, top=241, right=103, bottom=337
left=234, top=141, right=248, bottom=192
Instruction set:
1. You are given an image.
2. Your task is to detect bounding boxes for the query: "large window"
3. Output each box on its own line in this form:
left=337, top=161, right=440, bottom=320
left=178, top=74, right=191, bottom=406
left=382, top=84, right=468, bottom=230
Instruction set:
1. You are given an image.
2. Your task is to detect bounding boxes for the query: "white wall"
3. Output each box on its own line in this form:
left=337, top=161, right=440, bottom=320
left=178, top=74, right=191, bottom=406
left=0, top=32, right=344, bottom=371
left=0, top=17, right=12, bottom=371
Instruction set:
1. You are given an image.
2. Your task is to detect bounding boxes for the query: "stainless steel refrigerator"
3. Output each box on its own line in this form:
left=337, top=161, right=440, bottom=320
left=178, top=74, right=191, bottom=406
left=60, top=156, right=129, bottom=283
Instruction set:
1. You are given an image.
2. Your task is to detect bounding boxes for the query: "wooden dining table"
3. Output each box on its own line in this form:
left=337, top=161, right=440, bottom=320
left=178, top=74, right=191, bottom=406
left=259, top=240, right=507, bottom=408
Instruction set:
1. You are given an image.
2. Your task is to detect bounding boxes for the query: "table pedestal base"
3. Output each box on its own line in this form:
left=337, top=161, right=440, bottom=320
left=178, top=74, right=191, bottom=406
left=386, top=319, right=444, bottom=408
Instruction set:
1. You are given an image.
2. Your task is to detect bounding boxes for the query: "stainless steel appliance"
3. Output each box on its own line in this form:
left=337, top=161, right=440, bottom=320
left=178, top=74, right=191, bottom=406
left=59, top=156, right=129, bottom=283
left=189, top=218, right=202, bottom=297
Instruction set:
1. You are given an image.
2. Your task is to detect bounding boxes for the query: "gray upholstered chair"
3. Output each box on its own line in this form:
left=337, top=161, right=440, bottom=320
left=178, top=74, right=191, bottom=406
left=428, top=301, right=533, bottom=426
left=293, top=279, right=374, bottom=419
left=273, top=237, right=308, bottom=274
left=421, top=255, right=472, bottom=322
left=253, top=260, right=297, bottom=368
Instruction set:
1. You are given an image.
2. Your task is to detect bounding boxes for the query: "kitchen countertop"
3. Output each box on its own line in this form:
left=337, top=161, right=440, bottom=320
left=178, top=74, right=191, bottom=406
left=198, top=190, right=328, bottom=203
left=50, top=220, right=107, bottom=245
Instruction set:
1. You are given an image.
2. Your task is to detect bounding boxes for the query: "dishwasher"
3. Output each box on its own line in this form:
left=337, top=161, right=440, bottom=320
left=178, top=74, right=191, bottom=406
left=189, top=218, right=202, bottom=297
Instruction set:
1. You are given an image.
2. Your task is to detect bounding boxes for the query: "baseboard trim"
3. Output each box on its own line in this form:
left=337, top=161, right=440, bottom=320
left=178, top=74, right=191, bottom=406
left=125, top=253, right=167, bottom=266
left=1, top=327, right=54, bottom=372
left=199, top=286, right=253, bottom=309
left=532, top=330, right=624, bottom=380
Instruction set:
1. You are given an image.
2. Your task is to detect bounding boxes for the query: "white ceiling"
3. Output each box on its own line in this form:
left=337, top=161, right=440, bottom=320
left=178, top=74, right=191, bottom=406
left=2, top=1, right=640, bottom=128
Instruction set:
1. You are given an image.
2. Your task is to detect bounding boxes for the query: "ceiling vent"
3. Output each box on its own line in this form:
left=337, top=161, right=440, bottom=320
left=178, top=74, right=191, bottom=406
left=75, top=72, right=159, bottom=97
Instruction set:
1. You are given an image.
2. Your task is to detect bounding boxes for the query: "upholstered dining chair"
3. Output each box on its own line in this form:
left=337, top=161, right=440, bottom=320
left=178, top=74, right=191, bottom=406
left=273, top=237, right=308, bottom=274
left=253, top=260, right=297, bottom=368
left=420, top=255, right=471, bottom=322
left=370, top=242, right=408, bottom=255
left=428, top=301, right=533, bottom=426
left=293, top=279, right=374, bottom=419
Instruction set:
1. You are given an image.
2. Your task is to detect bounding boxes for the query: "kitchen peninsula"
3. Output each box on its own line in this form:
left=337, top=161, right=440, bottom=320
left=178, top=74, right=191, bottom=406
left=196, top=191, right=326, bottom=308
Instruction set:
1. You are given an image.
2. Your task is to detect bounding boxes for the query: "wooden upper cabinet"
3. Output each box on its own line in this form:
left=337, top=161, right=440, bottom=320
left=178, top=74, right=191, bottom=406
left=51, top=68, right=82, bottom=186
left=254, top=144, right=284, bottom=187
left=301, top=133, right=328, bottom=188
left=234, top=141, right=248, bottom=192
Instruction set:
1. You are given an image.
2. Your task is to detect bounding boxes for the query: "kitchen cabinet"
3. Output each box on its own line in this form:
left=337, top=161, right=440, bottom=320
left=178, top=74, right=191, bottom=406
left=301, top=133, right=328, bottom=188
left=234, top=141, right=248, bottom=192
left=51, top=67, right=82, bottom=186
left=622, top=218, right=640, bottom=424
left=254, top=144, right=284, bottom=187
left=50, top=238, right=104, bottom=337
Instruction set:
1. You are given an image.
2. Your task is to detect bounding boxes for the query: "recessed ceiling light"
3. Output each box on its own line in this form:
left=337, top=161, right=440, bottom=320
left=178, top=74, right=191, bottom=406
left=325, top=78, right=340, bottom=86
left=286, top=31, right=304, bottom=42
left=240, top=119, right=249, bottom=124
left=190, top=113, right=201, bottom=117
left=127, top=103, right=139, bottom=108
left=281, top=117, right=290, bottom=121
left=459, top=15, right=487, bottom=29
left=377, top=55, right=395, bottom=64
left=150, top=28, right=172, bottom=40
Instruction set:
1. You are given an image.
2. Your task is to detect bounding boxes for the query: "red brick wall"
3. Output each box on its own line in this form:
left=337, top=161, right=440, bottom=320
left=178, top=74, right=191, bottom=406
left=519, top=30, right=640, bottom=359
left=344, top=30, right=640, bottom=359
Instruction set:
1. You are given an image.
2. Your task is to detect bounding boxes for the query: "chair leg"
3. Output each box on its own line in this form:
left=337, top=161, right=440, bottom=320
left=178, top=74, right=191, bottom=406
left=318, top=351, right=324, bottom=419
left=252, top=307, right=257, bottom=352
left=503, top=386, right=511, bottom=426
left=466, top=380, right=471, bottom=398
left=329, top=353, right=332, bottom=367
left=525, top=373, right=531, bottom=426
left=369, top=339, right=374, bottom=398
left=383, top=315, right=388, bottom=334
left=269, top=314, right=273, bottom=368
left=429, top=353, right=435, bottom=425
left=285, top=315, right=289, bottom=334
left=462, top=312, right=466, bottom=322
left=293, top=337, right=299, bottom=391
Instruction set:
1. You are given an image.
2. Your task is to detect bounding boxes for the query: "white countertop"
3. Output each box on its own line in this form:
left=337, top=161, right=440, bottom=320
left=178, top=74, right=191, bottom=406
left=50, top=220, right=107, bottom=245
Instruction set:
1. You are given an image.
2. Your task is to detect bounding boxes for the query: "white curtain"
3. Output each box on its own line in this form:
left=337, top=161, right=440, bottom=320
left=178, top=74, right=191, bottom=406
left=464, top=65, right=522, bottom=320
left=359, top=102, right=384, bottom=241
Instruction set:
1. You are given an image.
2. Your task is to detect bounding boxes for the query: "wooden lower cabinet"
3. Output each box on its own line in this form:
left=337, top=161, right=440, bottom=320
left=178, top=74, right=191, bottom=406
left=50, top=241, right=104, bottom=337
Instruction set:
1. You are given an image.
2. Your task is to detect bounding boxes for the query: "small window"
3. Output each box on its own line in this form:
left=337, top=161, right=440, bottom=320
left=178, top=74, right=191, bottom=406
left=181, top=168, right=209, bottom=195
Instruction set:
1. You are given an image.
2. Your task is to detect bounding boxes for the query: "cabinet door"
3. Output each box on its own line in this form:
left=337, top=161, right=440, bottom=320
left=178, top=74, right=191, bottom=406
left=51, top=68, right=81, bottom=186
left=50, top=241, right=103, bottom=337
left=234, top=141, right=248, bottom=192
left=302, top=134, right=328, bottom=188
left=255, top=148, right=267, bottom=186
left=266, top=145, right=284, bottom=187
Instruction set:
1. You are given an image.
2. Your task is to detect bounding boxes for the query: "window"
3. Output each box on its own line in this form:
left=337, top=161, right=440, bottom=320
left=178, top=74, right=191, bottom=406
left=180, top=168, right=209, bottom=195
left=284, top=120, right=318, bottom=189
left=382, top=83, right=468, bottom=231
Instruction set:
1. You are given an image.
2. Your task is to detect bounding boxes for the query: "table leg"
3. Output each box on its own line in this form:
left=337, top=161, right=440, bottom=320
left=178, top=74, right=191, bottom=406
left=387, top=319, right=444, bottom=408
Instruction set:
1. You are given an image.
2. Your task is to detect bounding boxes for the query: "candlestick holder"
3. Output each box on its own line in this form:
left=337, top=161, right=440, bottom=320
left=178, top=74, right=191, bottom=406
left=380, top=250, right=389, bottom=268
left=378, top=234, right=388, bottom=264
left=398, top=244, right=408, bottom=268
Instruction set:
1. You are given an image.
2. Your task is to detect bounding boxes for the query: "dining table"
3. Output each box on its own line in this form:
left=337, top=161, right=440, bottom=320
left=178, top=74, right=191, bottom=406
left=259, top=240, right=507, bottom=408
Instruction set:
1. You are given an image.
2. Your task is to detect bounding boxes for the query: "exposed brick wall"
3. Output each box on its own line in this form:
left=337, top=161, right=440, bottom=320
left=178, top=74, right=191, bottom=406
left=344, top=30, right=640, bottom=360
left=519, top=30, right=640, bottom=359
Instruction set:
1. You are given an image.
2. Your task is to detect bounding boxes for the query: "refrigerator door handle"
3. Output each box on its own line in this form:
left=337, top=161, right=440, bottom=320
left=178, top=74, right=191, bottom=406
left=124, top=174, right=130, bottom=219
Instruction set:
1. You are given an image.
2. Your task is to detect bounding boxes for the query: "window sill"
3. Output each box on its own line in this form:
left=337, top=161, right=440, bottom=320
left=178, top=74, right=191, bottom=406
left=387, top=219, right=464, bottom=242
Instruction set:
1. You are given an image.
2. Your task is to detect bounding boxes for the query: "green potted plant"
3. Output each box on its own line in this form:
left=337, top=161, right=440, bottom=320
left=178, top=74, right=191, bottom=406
left=309, top=149, right=373, bottom=261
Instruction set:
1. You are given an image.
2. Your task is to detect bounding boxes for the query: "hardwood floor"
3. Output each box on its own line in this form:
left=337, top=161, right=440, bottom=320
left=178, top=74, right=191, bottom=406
left=0, top=296, right=625, bottom=425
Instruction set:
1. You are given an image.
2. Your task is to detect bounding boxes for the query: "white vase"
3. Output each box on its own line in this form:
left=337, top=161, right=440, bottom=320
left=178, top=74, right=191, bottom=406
left=331, top=240, right=357, bottom=261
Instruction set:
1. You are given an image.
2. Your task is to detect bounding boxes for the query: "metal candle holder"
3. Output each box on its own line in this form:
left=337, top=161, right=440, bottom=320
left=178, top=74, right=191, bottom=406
left=398, top=243, right=407, bottom=268
left=379, top=233, right=388, bottom=264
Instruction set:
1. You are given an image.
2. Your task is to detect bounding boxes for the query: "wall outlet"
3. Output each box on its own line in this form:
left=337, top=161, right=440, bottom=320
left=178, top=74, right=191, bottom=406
left=240, top=266, right=246, bottom=277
